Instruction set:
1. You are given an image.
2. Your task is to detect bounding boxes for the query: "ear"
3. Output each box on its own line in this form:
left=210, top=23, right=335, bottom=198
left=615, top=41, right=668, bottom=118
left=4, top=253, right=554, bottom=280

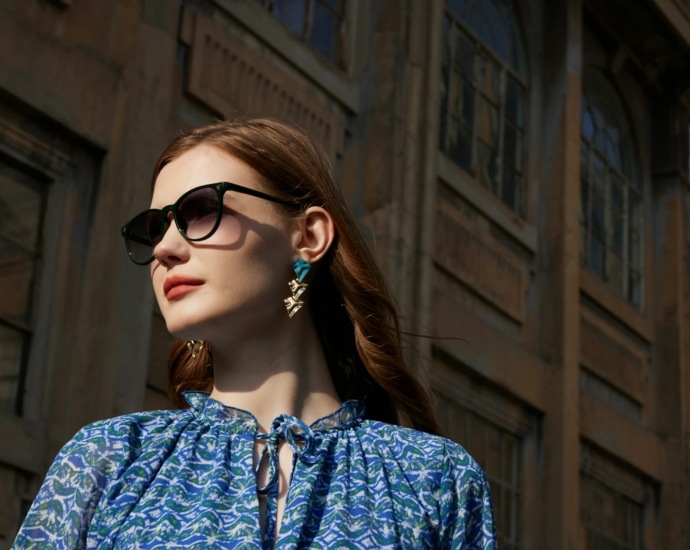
left=291, top=206, right=336, bottom=264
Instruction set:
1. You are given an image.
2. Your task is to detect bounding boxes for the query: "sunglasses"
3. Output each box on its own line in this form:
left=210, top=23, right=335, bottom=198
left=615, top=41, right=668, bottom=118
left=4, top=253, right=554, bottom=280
left=121, top=182, right=301, bottom=265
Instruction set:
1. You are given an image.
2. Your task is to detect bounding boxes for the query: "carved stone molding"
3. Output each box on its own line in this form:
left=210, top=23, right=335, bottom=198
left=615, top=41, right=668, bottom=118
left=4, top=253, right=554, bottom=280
left=432, top=350, right=535, bottom=437
left=434, top=192, right=528, bottom=323
left=187, top=13, right=341, bottom=160
left=580, top=307, right=647, bottom=404
left=0, top=120, right=70, bottom=176
left=580, top=441, right=647, bottom=503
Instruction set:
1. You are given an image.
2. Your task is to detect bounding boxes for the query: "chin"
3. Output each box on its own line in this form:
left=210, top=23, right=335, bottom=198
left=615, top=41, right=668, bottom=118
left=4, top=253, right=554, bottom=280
left=161, top=305, right=217, bottom=338
left=163, top=302, right=243, bottom=341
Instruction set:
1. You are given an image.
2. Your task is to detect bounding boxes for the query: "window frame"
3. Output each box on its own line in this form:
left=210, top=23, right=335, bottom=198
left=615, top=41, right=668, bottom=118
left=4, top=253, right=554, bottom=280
left=0, top=158, right=49, bottom=417
left=580, top=473, right=644, bottom=549
left=435, top=392, right=524, bottom=549
left=255, top=0, right=348, bottom=70
left=579, top=443, right=648, bottom=550
left=579, top=69, right=644, bottom=311
left=439, top=0, right=529, bottom=217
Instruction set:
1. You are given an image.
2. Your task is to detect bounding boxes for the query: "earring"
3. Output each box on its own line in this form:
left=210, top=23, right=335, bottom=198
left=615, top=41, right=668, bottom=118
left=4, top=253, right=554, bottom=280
left=187, top=340, right=204, bottom=358
left=284, top=259, right=311, bottom=318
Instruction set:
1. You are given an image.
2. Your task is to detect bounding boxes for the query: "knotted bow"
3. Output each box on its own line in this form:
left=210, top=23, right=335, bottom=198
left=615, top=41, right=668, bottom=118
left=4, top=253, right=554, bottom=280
left=254, top=414, right=316, bottom=548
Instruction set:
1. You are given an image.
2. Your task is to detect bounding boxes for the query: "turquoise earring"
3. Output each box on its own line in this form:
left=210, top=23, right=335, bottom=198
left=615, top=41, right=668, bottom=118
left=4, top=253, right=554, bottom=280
left=284, top=259, right=311, bottom=318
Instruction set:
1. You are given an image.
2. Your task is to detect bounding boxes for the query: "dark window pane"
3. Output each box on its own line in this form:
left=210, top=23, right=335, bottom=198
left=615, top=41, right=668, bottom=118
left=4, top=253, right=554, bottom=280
left=448, top=72, right=474, bottom=129
left=442, top=15, right=451, bottom=62
left=310, top=1, right=340, bottom=61
left=501, top=168, right=519, bottom=213
left=446, top=0, right=467, bottom=19
left=477, top=141, right=498, bottom=193
left=591, top=484, right=605, bottom=530
left=503, top=122, right=522, bottom=170
left=503, top=434, right=517, bottom=485
left=449, top=0, right=525, bottom=77
left=470, top=415, right=484, bottom=461
left=272, top=0, right=308, bottom=37
left=581, top=140, right=589, bottom=169
left=505, top=75, right=524, bottom=127
left=0, top=324, right=24, bottom=414
left=583, top=69, right=638, bottom=186
left=591, top=103, right=606, bottom=135
left=504, top=486, right=514, bottom=540
left=581, top=178, right=589, bottom=225
left=591, top=236, right=605, bottom=277
left=630, top=192, right=642, bottom=230
left=439, top=110, right=448, bottom=153
left=477, top=50, right=500, bottom=103
left=592, top=195, right=605, bottom=239
left=582, top=105, right=595, bottom=140
left=319, top=0, right=343, bottom=13
left=629, top=229, right=641, bottom=269
left=617, top=499, right=628, bottom=540
left=453, top=27, right=474, bottom=81
left=592, top=154, right=606, bottom=194
left=477, top=97, right=499, bottom=147
left=608, top=251, right=623, bottom=295
left=611, top=174, right=624, bottom=216
left=629, top=268, right=642, bottom=308
left=604, top=492, right=616, bottom=537
left=464, top=5, right=481, bottom=34
left=0, top=170, right=42, bottom=251
left=0, top=243, right=34, bottom=325
left=612, top=213, right=624, bottom=255
left=485, top=425, right=501, bottom=479
left=447, top=118, right=473, bottom=171
left=492, top=482, right=502, bottom=532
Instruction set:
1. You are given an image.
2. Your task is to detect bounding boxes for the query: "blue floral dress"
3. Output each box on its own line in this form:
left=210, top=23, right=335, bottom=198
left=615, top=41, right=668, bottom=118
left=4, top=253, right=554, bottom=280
left=13, top=392, right=496, bottom=549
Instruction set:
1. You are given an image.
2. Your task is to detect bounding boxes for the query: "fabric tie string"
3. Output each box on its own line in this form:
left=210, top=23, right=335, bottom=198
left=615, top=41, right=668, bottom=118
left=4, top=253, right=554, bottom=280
left=254, top=414, right=315, bottom=549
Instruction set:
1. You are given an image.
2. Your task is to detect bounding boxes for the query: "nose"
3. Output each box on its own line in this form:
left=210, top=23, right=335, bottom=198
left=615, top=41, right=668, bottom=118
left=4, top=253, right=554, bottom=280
left=153, top=212, right=190, bottom=266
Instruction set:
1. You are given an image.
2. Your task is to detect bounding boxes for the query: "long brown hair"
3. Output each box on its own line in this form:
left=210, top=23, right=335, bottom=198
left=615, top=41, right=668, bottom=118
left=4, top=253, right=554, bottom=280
left=152, top=118, right=441, bottom=436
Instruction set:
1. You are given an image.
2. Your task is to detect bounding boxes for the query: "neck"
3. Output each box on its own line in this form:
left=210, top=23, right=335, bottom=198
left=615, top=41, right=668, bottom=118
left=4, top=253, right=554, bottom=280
left=208, top=311, right=342, bottom=432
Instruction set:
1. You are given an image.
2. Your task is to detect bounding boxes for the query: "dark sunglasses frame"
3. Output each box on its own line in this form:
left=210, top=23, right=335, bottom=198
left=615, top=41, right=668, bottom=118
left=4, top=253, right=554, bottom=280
left=121, top=182, right=301, bottom=265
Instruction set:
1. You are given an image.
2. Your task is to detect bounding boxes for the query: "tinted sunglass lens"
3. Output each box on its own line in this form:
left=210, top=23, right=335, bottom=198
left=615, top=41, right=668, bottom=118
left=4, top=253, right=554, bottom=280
left=127, top=211, right=162, bottom=263
left=177, top=187, right=220, bottom=240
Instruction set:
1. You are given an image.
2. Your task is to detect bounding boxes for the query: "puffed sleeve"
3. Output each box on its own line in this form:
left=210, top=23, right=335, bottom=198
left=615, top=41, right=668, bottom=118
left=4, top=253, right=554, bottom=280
left=438, top=440, right=497, bottom=549
left=12, top=420, right=118, bottom=550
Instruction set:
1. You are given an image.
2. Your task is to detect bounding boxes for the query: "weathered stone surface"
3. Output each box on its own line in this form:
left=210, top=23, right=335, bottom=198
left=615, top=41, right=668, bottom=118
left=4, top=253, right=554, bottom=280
left=1, top=0, right=690, bottom=548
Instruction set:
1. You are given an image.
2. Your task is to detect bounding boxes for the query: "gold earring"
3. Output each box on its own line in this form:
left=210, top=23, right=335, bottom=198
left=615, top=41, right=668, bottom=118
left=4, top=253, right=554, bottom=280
left=187, top=340, right=204, bottom=358
left=284, top=259, right=311, bottom=318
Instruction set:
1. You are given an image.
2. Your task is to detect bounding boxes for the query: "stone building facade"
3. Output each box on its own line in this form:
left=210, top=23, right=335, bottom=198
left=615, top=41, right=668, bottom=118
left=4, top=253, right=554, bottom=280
left=1, top=0, right=690, bottom=548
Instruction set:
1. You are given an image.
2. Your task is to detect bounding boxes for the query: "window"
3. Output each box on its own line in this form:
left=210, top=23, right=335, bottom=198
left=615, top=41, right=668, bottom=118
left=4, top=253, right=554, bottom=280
left=0, top=160, right=45, bottom=415
left=580, top=444, right=645, bottom=549
left=255, top=0, right=346, bottom=68
left=580, top=68, right=643, bottom=309
left=436, top=393, right=522, bottom=549
left=439, top=0, right=528, bottom=215
left=581, top=475, right=643, bottom=549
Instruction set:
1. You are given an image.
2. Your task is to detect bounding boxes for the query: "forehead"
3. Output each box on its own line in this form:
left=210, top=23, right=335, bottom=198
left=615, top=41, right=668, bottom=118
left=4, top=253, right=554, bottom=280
left=151, top=144, right=262, bottom=208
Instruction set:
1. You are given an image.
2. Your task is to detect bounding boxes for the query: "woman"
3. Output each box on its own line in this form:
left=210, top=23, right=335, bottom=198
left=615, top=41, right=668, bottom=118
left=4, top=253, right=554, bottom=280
left=13, top=119, right=496, bottom=549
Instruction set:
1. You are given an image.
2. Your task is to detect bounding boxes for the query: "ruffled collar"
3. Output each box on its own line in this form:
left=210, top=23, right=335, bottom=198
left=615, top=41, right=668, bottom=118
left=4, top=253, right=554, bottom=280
left=182, top=391, right=366, bottom=433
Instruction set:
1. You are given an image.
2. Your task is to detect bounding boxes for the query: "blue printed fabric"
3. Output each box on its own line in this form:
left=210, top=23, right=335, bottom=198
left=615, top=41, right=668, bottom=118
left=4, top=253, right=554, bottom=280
left=13, top=392, right=496, bottom=549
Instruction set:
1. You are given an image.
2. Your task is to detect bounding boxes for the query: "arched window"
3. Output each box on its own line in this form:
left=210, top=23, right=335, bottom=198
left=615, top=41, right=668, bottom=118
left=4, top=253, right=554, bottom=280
left=256, top=0, right=346, bottom=68
left=580, top=69, right=643, bottom=309
left=439, top=0, right=528, bottom=215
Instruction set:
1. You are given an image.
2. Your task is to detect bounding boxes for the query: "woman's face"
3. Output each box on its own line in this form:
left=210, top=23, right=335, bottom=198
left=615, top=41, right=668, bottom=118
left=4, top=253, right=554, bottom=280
left=150, top=144, right=296, bottom=342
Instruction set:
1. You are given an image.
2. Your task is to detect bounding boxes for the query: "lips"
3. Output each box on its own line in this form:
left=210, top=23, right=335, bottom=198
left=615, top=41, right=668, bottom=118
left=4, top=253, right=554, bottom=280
left=163, top=274, right=205, bottom=300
